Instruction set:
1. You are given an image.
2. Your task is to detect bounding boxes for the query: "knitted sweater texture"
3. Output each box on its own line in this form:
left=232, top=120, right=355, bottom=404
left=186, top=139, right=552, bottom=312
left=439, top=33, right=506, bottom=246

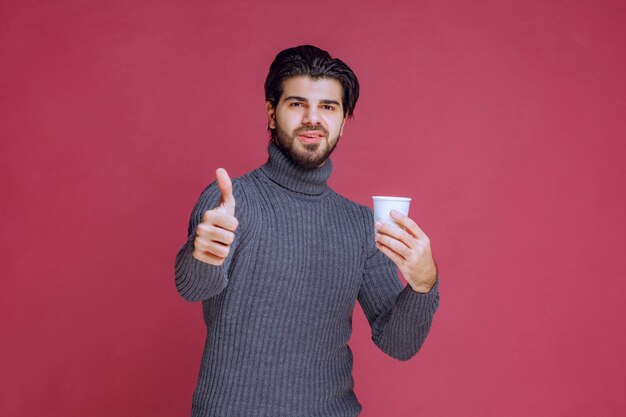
left=174, top=143, right=440, bottom=417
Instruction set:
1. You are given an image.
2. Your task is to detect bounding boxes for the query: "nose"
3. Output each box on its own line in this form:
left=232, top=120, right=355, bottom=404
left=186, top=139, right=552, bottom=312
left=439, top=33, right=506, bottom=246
left=302, top=106, right=320, bottom=125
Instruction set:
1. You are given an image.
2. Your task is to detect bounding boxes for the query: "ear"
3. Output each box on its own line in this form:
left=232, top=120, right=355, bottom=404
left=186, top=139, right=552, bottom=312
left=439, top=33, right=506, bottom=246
left=266, top=101, right=276, bottom=129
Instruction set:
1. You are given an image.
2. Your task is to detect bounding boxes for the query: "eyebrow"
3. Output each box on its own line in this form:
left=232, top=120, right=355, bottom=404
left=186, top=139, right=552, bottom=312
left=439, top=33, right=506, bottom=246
left=284, top=96, right=341, bottom=106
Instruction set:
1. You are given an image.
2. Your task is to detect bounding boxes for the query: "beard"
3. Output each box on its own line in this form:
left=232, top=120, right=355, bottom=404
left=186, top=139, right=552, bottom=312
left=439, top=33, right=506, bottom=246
left=271, top=122, right=341, bottom=170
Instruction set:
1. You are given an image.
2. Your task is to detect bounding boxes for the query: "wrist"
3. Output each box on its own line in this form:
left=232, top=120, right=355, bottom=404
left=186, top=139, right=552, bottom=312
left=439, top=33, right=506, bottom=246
left=408, top=274, right=437, bottom=294
left=409, top=283, right=433, bottom=294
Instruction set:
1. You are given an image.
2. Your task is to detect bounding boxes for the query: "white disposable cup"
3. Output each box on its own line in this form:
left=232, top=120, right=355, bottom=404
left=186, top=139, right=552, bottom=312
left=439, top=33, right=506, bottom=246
left=372, top=196, right=411, bottom=228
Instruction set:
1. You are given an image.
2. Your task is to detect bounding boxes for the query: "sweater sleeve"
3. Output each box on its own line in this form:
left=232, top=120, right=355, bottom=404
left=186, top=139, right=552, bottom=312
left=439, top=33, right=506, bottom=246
left=357, top=207, right=440, bottom=361
left=174, top=179, right=243, bottom=302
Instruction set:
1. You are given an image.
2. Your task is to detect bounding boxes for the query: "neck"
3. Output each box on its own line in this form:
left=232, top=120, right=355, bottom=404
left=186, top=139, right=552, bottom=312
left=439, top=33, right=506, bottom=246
left=259, top=143, right=333, bottom=196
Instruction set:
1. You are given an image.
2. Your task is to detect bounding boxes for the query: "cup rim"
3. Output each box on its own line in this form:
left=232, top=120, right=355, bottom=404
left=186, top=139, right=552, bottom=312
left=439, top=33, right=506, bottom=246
left=372, top=196, right=412, bottom=201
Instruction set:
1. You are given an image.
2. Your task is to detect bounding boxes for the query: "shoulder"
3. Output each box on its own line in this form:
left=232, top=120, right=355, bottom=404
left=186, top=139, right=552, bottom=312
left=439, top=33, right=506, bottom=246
left=229, top=170, right=260, bottom=203
left=193, top=169, right=254, bottom=211
left=327, top=190, right=375, bottom=236
left=329, top=190, right=373, bottom=217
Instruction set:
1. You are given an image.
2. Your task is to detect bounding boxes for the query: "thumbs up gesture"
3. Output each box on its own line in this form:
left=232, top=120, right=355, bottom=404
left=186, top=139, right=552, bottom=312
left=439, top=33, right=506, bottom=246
left=192, top=168, right=239, bottom=265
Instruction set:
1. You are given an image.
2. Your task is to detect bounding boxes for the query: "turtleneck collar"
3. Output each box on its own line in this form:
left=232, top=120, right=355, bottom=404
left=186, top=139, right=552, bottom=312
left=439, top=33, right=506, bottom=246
left=259, top=142, right=333, bottom=196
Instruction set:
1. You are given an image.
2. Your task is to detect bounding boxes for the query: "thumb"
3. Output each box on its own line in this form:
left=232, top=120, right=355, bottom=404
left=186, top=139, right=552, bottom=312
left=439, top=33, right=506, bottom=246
left=215, top=168, right=235, bottom=213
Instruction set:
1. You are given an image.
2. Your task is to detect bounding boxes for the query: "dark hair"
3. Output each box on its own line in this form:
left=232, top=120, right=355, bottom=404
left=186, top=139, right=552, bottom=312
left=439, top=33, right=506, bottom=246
left=264, top=45, right=360, bottom=120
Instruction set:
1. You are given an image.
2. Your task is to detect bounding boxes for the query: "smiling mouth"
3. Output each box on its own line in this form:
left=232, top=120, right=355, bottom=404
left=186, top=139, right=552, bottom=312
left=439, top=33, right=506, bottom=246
left=298, top=129, right=325, bottom=136
left=298, top=134, right=324, bottom=143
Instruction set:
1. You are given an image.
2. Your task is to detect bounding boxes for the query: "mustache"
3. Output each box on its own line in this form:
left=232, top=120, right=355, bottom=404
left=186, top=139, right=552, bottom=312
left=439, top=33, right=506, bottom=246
left=295, top=126, right=328, bottom=135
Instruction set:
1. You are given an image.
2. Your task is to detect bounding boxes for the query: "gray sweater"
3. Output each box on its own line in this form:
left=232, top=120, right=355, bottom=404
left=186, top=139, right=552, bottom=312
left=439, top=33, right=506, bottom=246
left=174, top=143, right=440, bottom=417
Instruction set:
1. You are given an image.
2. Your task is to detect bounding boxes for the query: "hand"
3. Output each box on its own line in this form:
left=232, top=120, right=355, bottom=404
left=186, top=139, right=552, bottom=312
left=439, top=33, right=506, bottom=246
left=192, top=168, right=239, bottom=266
left=374, top=210, right=438, bottom=293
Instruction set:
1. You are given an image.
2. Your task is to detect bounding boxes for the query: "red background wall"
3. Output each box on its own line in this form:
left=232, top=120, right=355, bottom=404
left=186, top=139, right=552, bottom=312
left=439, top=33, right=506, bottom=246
left=2, top=1, right=625, bottom=416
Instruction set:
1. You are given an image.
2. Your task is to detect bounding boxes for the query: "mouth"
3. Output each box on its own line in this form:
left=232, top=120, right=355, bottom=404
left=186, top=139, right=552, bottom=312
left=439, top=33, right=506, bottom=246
left=297, top=131, right=325, bottom=143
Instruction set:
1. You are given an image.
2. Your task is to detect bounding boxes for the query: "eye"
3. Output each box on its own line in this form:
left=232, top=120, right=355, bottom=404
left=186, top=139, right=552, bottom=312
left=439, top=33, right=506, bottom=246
left=322, top=105, right=336, bottom=111
left=289, top=102, right=304, bottom=107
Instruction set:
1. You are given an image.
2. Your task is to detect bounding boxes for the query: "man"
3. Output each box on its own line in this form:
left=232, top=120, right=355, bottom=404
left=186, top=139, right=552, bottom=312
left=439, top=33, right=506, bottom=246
left=174, top=45, right=440, bottom=417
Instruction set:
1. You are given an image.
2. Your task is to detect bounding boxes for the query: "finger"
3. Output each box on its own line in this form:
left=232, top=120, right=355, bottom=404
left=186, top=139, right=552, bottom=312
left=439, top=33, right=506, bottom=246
left=200, top=240, right=231, bottom=259
left=202, top=210, right=239, bottom=232
left=193, top=233, right=231, bottom=257
left=375, top=232, right=412, bottom=260
left=375, top=240, right=406, bottom=266
left=375, top=221, right=416, bottom=249
left=212, top=228, right=235, bottom=245
left=216, top=168, right=235, bottom=214
left=192, top=249, right=225, bottom=265
left=390, top=210, right=427, bottom=240
left=195, top=223, right=235, bottom=244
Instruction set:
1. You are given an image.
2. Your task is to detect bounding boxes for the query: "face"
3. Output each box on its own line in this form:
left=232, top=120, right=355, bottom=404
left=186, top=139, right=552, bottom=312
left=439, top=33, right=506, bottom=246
left=266, top=75, right=348, bottom=169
